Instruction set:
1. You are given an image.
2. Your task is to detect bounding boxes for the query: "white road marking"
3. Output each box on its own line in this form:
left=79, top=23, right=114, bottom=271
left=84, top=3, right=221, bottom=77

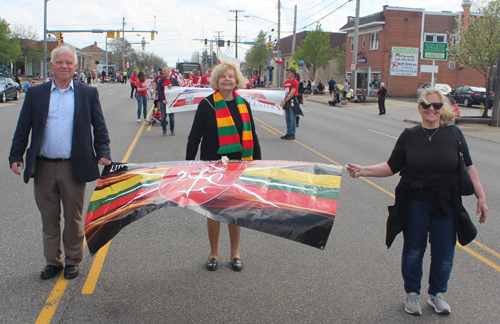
left=368, top=129, right=398, bottom=139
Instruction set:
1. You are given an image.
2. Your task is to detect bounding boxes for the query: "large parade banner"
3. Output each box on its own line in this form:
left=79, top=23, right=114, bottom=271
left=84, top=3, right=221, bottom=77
left=165, top=87, right=285, bottom=115
left=84, top=160, right=343, bottom=255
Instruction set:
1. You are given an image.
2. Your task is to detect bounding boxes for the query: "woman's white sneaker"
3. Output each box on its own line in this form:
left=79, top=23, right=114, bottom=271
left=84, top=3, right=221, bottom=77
left=428, top=293, right=451, bottom=314
left=405, top=292, right=422, bottom=315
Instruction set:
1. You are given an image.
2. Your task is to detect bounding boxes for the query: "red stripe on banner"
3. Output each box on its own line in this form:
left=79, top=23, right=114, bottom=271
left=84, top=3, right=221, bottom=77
left=172, top=97, right=205, bottom=107
left=219, top=134, right=241, bottom=146
left=239, top=91, right=266, bottom=100
left=229, top=182, right=338, bottom=216
left=86, top=187, right=161, bottom=223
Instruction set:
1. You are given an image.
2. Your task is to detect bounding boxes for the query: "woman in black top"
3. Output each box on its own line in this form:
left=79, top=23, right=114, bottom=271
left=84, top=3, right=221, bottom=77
left=296, top=73, right=304, bottom=127
left=377, top=82, right=387, bottom=115
left=346, top=89, right=488, bottom=316
left=186, top=60, right=261, bottom=272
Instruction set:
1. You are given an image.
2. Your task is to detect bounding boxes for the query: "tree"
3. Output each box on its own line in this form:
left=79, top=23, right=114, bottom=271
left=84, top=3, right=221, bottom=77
left=0, top=18, right=22, bottom=65
left=244, top=31, right=268, bottom=76
left=12, top=25, right=45, bottom=74
left=191, top=51, right=200, bottom=63
left=332, top=43, right=346, bottom=78
left=448, top=0, right=500, bottom=118
left=108, top=38, right=134, bottom=71
left=293, top=23, right=334, bottom=80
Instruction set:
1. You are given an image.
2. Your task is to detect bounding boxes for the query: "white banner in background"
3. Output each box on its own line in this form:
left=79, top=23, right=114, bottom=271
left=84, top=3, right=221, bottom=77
left=165, top=88, right=285, bottom=115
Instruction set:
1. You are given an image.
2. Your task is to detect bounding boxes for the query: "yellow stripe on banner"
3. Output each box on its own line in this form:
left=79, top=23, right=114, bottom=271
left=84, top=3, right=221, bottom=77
left=90, top=172, right=164, bottom=201
left=217, top=116, right=235, bottom=128
left=243, top=168, right=341, bottom=189
left=35, top=274, right=69, bottom=324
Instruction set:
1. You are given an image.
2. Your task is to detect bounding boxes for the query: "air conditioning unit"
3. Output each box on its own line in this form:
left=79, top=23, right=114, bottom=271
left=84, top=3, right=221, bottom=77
left=449, top=61, right=456, bottom=69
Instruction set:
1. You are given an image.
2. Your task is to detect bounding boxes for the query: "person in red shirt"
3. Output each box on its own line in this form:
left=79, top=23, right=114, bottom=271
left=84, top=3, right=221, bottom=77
left=202, top=69, right=212, bottom=88
left=280, top=67, right=299, bottom=140
left=135, top=71, right=149, bottom=122
left=129, top=71, right=138, bottom=99
left=193, top=70, right=204, bottom=87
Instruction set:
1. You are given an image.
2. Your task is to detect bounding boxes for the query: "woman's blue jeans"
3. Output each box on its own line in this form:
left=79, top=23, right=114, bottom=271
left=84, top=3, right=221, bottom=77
left=284, top=107, right=296, bottom=136
left=136, top=95, right=148, bottom=119
left=402, top=199, right=456, bottom=295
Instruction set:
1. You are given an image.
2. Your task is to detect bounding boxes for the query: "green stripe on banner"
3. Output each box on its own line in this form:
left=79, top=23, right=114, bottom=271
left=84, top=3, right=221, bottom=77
left=238, top=175, right=339, bottom=201
left=87, top=179, right=161, bottom=213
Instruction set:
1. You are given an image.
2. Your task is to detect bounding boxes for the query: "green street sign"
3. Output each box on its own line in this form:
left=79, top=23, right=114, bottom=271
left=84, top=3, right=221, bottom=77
left=243, top=41, right=255, bottom=45
left=423, top=42, right=448, bottom=60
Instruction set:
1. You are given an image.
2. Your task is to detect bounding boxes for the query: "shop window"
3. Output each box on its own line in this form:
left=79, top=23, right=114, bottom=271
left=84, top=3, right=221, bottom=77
left=362, top=34, right=365, bottom=48
left=350, top=36, right=354, bottom=52
left=424, top=33, right=447, bottom=43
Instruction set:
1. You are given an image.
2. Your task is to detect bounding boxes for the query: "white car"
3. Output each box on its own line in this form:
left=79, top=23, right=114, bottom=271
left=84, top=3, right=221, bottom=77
left=417, top=83, right=452, bottom=97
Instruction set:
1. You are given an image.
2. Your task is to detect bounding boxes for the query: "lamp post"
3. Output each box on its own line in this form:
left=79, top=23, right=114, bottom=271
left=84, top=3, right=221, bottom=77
left=43, top=0, right=49, bottom=82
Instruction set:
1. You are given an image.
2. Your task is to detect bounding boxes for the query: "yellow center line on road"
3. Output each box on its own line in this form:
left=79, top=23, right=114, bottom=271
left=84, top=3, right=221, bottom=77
left=255, top=117, right=500, bottom=273
left=36, top=105, right=155, bottom=323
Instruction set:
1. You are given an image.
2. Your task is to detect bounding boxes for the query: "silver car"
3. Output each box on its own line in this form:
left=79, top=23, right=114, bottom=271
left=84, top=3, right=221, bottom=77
left=417, top=83, right=452, bottom=97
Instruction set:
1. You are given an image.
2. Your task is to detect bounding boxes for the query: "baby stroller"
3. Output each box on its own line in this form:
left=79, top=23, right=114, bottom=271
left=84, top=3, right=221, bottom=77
left=149, top=99, right=162, bottom=126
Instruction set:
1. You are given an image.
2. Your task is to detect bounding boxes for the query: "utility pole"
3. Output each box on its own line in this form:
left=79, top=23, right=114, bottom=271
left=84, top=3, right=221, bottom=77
left=43, top=0, right=48, bottom=81
left=277, top=0, right=281, bottom=89
left=267, top=34, right=271, bottom=88
left=122, top=17, right=126, bottom=72
left=351, top=0, right=360, bottom=96
left=291, top=5, right=297, bottom=55
left=229, top=10, right=244, bottom=59
left=214, top=31, right=224, bottom=64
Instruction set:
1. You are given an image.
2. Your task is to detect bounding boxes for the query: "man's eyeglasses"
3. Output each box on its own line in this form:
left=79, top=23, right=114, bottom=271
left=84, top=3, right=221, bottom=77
left=421, top=102, right=443, bottom=110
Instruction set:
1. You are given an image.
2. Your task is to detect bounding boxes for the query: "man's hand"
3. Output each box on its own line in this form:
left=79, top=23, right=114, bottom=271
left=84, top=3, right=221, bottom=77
left=11, top=162, right=24, bottom=175
left=98, top=157, right=111, bottom=166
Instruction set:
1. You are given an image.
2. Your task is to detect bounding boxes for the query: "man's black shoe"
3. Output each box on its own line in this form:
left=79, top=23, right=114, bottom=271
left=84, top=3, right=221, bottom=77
left=280, top=134, right=290, bottom=139
left=40, top=265, right=64, bottom=280
left=287, top=135, right=295, bottom=140
left=64, top=265, right=79, bottom=279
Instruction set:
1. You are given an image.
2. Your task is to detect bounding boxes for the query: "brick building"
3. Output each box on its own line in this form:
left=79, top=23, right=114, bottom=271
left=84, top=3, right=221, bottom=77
left=339, top=1, right=484, bottom=97
left=274, top=31, right=346, bottom=87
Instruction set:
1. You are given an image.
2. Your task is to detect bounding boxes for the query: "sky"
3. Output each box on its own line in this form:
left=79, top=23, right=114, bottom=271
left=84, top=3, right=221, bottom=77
left=2, top=0, right=467, bottom=67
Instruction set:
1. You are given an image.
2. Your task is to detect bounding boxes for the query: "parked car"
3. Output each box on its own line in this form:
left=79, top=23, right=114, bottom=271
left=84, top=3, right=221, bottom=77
left=0, top=76, right=21, bottom=103
left=449, top=85, right=495, bottom=107
left=417, top=83, right=452, bottom=97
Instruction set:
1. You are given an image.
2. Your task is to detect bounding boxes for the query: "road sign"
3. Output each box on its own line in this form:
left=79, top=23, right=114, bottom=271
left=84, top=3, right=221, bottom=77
left=298, top=60, right=304, bottom=67
left=290, top=60, right=298, bottom=69
left=422, top=42, right=448, bottom=60
left=243, top=41, right=254, bottom=45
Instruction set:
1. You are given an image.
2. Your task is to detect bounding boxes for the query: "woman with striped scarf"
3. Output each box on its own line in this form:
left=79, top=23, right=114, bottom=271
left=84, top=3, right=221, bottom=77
left=186, top=60, right=261, bottom=272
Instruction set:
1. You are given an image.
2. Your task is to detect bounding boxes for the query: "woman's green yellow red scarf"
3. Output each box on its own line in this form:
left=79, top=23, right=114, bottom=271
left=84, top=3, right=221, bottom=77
left=213, top=90, right=253, bottom=160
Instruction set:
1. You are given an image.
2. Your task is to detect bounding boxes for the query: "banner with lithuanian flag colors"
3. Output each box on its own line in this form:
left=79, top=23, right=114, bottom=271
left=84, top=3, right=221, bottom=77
left=84, top=160, right=343, bottom=255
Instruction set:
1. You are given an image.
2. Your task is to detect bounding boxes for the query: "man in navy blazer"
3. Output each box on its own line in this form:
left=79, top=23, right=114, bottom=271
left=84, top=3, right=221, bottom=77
left=9, top=46, right=111, bottom=280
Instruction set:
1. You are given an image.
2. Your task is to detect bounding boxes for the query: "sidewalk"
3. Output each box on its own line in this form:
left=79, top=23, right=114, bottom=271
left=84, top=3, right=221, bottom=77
left=305, top=95, right=500, bottom=144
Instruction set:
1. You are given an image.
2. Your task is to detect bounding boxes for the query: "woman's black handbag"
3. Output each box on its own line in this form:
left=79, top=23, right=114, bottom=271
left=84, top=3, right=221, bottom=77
left=451, top=126, right=474, bottom=196
left=456, top=204, right=477, bottom=246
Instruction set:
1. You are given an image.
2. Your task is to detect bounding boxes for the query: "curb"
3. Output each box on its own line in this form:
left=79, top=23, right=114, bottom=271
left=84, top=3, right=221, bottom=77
left=455, top=117, right=491, bottom=125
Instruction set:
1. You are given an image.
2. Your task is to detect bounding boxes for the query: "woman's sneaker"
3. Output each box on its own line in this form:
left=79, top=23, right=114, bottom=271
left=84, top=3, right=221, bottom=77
left=405, top=292, right=422, bottom=315
left=428, top=293, right=451, bottom=314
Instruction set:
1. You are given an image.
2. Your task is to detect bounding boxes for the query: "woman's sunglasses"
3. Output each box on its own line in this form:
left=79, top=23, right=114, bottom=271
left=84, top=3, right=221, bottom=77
left=421, top=102, right=443, bottom=110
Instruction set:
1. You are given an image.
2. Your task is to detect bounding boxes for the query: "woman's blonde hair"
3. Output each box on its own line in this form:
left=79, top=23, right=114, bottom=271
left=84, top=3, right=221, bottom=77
left=210, top=60, right=248, bottom=90
left=417, top=89, right=457, bottom=124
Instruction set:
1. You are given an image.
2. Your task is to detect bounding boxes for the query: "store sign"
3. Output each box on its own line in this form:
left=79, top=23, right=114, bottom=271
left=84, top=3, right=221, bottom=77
left=390, top=47, right=418, bottom=77
left=422, top=42, right=448, bottom=60
left=358, top=57, right=367, bottom=64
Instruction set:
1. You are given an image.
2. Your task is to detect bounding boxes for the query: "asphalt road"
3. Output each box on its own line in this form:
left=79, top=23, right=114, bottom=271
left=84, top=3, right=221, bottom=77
left=0, top=83, right=499, bottom=323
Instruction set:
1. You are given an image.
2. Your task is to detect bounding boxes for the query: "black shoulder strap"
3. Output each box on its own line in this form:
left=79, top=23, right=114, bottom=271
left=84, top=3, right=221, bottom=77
left=450, top=125, right=464, bottom=154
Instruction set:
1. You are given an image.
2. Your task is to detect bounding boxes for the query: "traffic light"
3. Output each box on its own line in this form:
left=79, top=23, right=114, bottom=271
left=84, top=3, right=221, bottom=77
left=204, top=39, right=208, bottom=47
left=56, top=32, right=64, bottom=43
left=227, top=40, right=231, bottom=49
left=107, top=32, right=115, bottom=39
left=151, top=32, right=155, bottom=41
